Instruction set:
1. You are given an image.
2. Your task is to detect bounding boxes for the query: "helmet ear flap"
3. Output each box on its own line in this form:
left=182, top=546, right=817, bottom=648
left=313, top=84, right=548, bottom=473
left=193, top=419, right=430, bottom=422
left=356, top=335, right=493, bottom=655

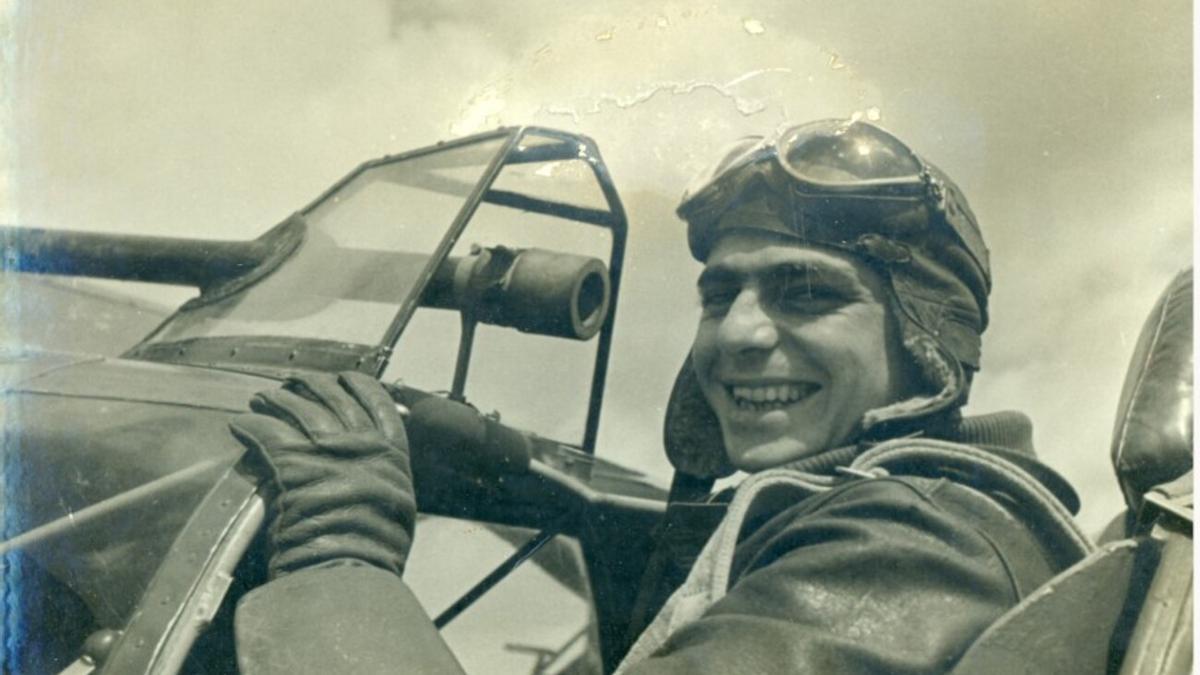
left=664, top=354, right=736, bottom=479
left=861, top=328, right=968, bottom=437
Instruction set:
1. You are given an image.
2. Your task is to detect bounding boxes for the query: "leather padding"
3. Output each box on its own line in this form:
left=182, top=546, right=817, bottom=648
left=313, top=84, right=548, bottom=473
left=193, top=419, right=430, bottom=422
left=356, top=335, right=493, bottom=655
left=1111, top=267, right=1193, bottom=509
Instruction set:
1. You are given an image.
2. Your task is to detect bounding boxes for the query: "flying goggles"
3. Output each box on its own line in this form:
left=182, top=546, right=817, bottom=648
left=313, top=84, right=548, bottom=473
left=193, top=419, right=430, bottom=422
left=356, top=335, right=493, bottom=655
left=678, top=119, right=988, bottom=283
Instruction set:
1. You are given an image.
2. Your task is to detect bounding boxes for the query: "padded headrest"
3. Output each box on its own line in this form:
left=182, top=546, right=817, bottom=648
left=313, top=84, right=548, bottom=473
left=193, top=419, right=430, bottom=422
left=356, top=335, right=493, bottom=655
left=1111, top=267, right=1193, bottom=510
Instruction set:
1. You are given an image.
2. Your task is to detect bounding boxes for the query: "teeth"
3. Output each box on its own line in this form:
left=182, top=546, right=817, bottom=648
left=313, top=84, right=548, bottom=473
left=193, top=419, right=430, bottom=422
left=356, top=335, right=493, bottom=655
left=728, top=384, right=818, bottom=409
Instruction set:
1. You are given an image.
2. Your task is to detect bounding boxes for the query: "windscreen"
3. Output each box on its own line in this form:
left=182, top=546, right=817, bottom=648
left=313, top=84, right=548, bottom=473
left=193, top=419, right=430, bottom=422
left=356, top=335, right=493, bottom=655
left=386, top=131, right=616, bottom=445
left=150, top=136, right=507, bottom=346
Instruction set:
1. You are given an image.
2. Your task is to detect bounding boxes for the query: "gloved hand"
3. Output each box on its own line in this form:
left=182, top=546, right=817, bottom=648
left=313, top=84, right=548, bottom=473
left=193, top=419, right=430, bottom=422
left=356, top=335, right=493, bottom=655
left=229, top=371, right=416, bottom=580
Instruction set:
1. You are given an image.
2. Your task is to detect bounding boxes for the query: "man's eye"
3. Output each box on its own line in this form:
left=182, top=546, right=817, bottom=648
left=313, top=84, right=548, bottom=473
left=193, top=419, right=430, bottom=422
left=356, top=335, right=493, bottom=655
left=699, top=289, right=738, bottom=314
left=777, top=286, right=845, bottom=313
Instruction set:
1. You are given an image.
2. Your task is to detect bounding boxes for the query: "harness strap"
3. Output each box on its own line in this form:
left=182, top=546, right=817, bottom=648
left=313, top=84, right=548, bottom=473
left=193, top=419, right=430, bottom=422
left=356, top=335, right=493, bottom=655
left=615, top=470, right=828, bottom=674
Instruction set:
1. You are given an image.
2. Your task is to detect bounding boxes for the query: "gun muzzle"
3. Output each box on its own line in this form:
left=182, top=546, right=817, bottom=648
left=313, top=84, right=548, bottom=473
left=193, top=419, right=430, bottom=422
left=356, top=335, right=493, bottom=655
left=422, top=246, right=610, bottom=340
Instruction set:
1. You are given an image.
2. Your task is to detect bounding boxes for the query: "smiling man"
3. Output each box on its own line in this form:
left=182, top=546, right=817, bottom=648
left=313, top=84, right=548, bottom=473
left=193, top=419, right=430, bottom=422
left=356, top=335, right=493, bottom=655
left=230, top=120, right=1092, bottom=674
left=614, top=119, right=1092, bottom=673
left=692, top=231, right=914, bottom=470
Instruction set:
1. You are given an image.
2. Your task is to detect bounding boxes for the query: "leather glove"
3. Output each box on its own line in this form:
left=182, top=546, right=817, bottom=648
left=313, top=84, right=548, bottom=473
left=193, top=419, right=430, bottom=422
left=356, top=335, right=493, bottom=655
left=229, top=371, right=416, bottom=580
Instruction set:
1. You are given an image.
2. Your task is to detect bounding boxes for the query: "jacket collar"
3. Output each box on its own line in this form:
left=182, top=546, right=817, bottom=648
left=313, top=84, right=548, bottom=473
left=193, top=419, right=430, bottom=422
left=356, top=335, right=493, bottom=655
left=776, top=410, right=1080, bottom=515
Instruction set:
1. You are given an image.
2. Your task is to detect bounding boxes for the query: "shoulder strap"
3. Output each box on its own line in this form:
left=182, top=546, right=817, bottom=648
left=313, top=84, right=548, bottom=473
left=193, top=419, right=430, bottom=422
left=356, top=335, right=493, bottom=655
left=852, top=438, right=1094, bottom=565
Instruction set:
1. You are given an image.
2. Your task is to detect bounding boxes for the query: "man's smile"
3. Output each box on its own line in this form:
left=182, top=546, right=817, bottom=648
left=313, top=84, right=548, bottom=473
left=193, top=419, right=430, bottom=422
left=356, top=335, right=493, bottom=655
left=725, top=382, right=822, bottom=412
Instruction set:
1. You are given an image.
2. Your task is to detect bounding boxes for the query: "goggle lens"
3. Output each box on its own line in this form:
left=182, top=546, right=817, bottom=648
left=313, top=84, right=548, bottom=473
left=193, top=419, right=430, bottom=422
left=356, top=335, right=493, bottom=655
left=780, top=122, right=924, bottom=185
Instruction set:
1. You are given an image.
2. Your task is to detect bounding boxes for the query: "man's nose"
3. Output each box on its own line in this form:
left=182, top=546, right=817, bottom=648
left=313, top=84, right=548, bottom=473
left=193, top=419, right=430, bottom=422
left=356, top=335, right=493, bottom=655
left=717, top=291, right=778, bottom=354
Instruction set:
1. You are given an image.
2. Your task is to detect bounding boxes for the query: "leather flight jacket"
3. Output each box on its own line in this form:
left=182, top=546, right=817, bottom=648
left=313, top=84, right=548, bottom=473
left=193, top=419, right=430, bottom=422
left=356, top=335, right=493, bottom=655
left=618, top=413, right=1089, bottom=674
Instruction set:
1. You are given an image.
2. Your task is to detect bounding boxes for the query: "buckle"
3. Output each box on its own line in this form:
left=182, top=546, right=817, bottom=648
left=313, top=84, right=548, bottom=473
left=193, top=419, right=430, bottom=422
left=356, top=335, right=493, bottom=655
left=854, top=234, right=912, bottom=265
left=1138, top=490, right=1193, bottom=535
left=834, top=465, right=889, bottom=480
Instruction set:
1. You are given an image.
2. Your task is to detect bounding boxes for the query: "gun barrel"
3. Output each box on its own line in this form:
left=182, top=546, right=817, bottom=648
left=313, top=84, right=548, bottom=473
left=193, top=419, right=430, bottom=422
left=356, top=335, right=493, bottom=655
left=0, top=225, right=270, bottom=288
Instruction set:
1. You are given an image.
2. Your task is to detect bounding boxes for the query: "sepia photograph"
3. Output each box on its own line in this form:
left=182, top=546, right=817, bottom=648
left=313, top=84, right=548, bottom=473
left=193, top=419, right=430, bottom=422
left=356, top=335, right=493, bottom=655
left=0, top=2, right=1192, bottom=673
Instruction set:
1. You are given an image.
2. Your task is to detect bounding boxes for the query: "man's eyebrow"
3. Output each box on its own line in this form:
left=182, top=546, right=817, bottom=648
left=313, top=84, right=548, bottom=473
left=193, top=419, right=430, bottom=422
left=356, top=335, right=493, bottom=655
left=696, top=266, right=742, bottom=288
left=697, top=259, right=855, bottom=289
left=766, top=261, right=838, bottom=282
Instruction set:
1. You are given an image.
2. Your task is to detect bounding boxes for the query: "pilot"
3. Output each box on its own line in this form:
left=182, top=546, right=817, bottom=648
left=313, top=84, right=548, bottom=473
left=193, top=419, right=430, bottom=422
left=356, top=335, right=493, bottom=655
left=228, top=120, right=1089, bottom=674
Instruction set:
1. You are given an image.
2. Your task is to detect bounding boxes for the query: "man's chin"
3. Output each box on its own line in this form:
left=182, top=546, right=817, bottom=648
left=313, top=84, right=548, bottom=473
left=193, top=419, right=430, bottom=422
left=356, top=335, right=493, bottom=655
left=725, top=436, right=822, bottom=472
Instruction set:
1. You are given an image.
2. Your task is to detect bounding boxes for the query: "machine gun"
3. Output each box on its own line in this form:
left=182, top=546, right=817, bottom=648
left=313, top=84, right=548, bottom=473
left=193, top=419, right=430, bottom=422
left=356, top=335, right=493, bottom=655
left=1, top=127, right=665, bottom=674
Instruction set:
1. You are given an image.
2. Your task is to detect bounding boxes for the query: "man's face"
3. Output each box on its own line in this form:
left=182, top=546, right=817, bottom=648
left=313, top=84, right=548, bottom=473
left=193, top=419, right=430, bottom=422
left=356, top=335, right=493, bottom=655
left=691, top=230, right=913, bottom=471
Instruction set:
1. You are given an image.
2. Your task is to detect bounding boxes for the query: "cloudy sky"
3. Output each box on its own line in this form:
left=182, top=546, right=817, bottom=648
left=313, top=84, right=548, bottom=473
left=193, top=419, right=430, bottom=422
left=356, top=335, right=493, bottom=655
left=4, top=1, right=1192, bottom=534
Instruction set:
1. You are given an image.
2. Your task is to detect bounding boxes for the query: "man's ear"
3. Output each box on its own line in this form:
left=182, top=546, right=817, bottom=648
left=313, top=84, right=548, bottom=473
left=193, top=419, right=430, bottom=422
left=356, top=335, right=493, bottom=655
left=664, top=353, right=736, bottom=479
